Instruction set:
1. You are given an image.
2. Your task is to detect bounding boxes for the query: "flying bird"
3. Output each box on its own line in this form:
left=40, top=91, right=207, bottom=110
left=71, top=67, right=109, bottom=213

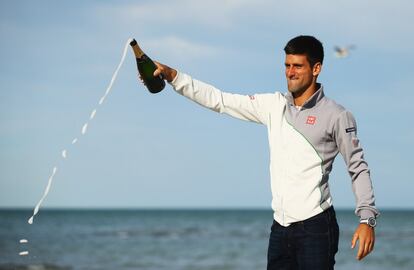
left=334, top=45, right=356, bottom=58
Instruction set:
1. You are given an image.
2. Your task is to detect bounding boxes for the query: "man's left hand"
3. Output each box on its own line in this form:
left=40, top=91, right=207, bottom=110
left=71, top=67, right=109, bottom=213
left=351, top=224, right=375, bottom=260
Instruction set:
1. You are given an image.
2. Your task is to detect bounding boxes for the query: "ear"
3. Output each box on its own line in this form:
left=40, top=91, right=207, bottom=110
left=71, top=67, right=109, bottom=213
left=312, top=62, right=322, bottom=76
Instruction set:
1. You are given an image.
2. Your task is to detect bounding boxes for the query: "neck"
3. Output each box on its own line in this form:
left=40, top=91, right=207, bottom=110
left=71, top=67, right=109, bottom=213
left=293, top=82, right=319, bottom=106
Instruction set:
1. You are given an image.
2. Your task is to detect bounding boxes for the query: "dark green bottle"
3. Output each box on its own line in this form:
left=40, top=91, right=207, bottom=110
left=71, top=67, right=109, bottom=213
left=130, top=39, right=165, bottom=93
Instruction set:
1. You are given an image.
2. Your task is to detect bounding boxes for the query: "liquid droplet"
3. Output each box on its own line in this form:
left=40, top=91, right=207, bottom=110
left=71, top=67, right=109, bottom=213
left=19, top=251, right=29, bottom=256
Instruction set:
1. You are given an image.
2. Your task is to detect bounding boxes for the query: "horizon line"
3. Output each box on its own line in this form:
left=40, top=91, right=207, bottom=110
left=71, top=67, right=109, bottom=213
left=1, top=206, right=413, bottom=211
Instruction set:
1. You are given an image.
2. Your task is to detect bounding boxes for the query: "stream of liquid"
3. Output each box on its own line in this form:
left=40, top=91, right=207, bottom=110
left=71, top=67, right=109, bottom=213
left=21, top=38, right=133, bottom=256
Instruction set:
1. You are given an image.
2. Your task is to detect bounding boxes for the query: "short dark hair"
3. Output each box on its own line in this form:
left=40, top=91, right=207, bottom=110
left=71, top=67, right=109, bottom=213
left=284, top=35, right=324, bottom=67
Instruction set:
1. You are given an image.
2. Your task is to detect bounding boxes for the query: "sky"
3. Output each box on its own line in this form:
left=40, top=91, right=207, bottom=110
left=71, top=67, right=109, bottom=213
left=0, top=0, right=413, bottom=210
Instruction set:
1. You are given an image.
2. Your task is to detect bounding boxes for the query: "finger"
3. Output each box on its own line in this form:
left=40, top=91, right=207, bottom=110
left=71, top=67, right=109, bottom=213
left=360, top=242, right=371, bottom=260
left=153, top=68, right=161, bottom=76
left=369, top=238, right=375, bottom=253
left=153, top=61, right=162, bottom=68
left=356, top=238, right=365, bottom=260
left=365, top=238, right=374, bottom=254
left=351, top=233, right=358, bottom=249
left=151, top=61, right=163, bottom=77
left=366, top=241, right=372, bottom=254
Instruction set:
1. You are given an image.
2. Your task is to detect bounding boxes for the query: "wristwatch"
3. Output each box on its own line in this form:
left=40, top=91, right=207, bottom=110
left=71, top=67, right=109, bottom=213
left=360, top=217, right=377, bottom=228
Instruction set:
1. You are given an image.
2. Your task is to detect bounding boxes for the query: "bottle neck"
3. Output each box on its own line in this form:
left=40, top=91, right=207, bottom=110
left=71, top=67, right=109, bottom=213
left=131, top=43, right=145, bottom=59
left=136, top=54, right=149, bottom=63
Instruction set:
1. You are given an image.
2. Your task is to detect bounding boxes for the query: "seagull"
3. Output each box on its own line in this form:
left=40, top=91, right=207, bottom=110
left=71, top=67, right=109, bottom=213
left=334, top=45, right=356, bottom=58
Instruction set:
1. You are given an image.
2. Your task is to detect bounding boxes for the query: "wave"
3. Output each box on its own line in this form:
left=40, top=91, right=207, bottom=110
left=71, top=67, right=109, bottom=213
left=0, top=264, right=72, bottom=270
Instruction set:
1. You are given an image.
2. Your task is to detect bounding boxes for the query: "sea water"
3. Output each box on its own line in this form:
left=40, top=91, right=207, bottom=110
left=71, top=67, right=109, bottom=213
left=1, top=209, right=413, bottom=270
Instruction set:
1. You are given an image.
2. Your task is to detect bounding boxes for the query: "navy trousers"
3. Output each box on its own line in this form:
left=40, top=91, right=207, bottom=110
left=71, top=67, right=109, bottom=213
left=267, top=207, right=339, bottom=270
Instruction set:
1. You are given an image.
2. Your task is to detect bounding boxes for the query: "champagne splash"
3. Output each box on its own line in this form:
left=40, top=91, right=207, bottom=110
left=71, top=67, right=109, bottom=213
left=19, top=239, right=29, bottom=256
left=27, top=38, right=133, bottom=225
left=28, top=166, right=57, bottom=224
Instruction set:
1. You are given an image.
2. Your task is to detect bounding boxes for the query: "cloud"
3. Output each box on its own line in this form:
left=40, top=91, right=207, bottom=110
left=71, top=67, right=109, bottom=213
left=93, top=0, right=414, bottom=54
left=266, top=1, right=414, bottom=52
left=96, top=0, right=260, bottom=30
left=144, top=36, right=222, bottom=61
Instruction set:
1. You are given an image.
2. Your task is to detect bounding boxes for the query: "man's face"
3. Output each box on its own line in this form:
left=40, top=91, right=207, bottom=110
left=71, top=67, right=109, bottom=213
left=285, top=54, right=319, bottom=94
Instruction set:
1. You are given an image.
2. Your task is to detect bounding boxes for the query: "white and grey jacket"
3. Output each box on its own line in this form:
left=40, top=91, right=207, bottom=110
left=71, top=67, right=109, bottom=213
left=170, top=72, right=378, bottom=226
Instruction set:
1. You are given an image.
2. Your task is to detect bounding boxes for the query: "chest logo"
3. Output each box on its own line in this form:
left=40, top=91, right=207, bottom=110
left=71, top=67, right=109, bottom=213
left=346, top=127, right=356, bottom=133
left=306, top=115, right=316, bottom=125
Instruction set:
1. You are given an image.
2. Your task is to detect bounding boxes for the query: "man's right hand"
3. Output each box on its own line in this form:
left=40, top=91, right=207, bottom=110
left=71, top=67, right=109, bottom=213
left=153, top=61, right=177, bottom=82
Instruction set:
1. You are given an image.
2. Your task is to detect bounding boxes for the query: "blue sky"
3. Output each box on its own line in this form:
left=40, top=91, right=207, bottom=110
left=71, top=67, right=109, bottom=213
left=1, top=0, right=413, bottom=210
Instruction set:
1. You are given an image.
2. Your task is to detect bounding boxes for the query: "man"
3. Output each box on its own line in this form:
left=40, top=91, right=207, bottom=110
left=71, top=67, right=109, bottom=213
left=146, top=35, right=378, bottom=269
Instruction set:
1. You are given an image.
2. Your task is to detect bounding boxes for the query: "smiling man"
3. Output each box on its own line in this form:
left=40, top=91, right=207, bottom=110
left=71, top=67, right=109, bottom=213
left=148, top=35, right=379, bottom=269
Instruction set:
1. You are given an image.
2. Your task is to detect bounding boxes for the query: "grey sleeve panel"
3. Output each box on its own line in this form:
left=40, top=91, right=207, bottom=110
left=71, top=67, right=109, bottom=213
left=333, top=110, right=379, bottom=219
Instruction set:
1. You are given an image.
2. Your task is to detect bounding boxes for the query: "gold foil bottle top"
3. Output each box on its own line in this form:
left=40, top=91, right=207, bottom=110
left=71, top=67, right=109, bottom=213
left=129, top=39, right=145, bottom=58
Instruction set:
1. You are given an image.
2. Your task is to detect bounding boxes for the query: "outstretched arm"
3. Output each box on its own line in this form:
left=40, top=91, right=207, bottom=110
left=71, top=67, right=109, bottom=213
left=144, top=61, right=278, bottom=125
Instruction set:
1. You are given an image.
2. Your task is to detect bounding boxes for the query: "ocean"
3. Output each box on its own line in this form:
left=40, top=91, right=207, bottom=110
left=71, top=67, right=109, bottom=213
left=0, top=209, right=413, bottom=270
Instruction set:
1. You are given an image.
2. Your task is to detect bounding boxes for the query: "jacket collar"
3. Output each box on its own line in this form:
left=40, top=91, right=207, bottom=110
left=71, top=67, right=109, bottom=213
left=285, top=84, right=325, bottom=109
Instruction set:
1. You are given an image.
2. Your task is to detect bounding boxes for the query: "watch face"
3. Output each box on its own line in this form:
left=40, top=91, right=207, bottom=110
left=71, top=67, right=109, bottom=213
left=368, top=217, right=376, bottom=227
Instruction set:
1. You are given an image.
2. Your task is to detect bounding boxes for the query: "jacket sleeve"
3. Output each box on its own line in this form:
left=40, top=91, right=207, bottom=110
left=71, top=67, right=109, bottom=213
left=333, top=110, right=379, bottom=220
left=169, top=71, right=277, bottom=125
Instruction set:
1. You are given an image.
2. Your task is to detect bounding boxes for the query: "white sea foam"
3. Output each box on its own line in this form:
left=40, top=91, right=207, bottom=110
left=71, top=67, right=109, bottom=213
left=19, top=239, right=28, bottom=243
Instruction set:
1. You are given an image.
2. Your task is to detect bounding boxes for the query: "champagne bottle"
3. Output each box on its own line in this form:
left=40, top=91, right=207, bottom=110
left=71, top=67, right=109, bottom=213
left=130, top=39, right=165, bottom=93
